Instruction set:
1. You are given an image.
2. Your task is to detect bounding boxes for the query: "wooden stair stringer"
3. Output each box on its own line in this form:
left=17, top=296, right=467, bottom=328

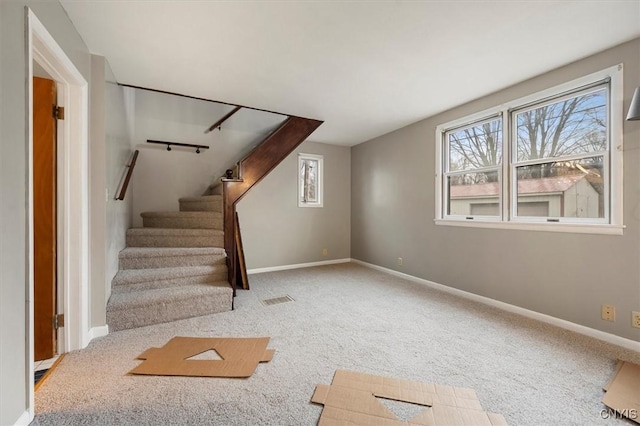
left=223, top=116, right=323, bottom=289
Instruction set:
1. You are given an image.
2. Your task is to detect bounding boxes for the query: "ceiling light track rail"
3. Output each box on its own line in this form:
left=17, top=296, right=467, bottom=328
left=147, top=139, right=209, bottom=153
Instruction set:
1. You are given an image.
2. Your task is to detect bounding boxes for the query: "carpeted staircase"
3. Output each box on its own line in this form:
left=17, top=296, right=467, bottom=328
left=106, top=194, right=233, bottom=332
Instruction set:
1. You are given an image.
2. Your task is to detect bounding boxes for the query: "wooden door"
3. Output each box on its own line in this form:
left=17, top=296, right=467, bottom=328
left=33, top=77, right=57, bottom=361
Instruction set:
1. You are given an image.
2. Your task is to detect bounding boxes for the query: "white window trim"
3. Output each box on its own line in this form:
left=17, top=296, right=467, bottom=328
left=298, top=153, right=324, bottom=208
left=434, top=64, right=624, bottom=235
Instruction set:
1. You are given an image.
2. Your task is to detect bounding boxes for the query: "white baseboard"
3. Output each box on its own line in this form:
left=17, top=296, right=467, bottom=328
left=351, top=259, right=640, bottom=352
left=13, top=410, right=31, bottom=426
left=247, top=258, right=351, bottom=275
left=87, top=325, right=109, bottom=342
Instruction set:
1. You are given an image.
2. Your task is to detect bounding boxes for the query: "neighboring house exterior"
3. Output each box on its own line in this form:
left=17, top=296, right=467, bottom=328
left=449, top=174, right=601, bottom=218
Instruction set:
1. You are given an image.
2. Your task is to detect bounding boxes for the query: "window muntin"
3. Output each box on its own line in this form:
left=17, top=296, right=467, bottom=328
left=435, top=65, right=623, bottom=233
left=298, top=153, right=323, bottom=208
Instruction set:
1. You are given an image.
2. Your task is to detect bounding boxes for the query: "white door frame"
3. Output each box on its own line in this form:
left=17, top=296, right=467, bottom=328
left=26, top=8, right=90, bottom=421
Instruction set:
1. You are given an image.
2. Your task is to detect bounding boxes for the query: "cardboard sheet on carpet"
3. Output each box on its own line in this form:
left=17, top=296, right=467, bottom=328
left=130, top=336, right=274, bottom=378
left=602, top=360, right=640, bottom=424
left=311, top=370, right=507, bottom=425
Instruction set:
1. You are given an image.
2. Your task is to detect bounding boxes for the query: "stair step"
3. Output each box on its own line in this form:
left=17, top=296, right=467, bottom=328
left=141, top=211, right=223, bottom=230
left=126, top=228, right=224, bottom=248
left=119, top=247, right=226, bottom=270
left=106, top=282, right=233, bottom=332
left=179, top=195, right=223, bottom=212
left=112, top=265, right=228, bottom=293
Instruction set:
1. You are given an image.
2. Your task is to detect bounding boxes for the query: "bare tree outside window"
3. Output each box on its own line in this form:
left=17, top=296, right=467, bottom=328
left=516, top=89, right=607, bottom=161
left=448, top=119, right=502, bottom=172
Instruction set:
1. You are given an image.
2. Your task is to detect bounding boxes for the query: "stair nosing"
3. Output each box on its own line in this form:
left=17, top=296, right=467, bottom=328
left=127, top=228, right=223, bottom=234
left=140, top=211, right=221, bottom=217
left=119, top=247, right=225, bottom=257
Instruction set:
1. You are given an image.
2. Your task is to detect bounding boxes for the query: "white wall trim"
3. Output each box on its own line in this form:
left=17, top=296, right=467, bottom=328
left=29, top=8, right=90, bottom=353
left=13, top=410, right=31, bottom=426
left=26, top=8, right=90, bottom=424
left=87, top=325, right=109, bottom=342
left=350, top=259, right=640, bottom=352
left=248, top=258, right=351, bottom=275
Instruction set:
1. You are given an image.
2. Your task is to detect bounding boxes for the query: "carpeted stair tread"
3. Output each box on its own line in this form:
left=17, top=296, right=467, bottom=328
left=140, top=211, right=223, bottom=229
left=113, top=265, right=227, bottom=286
left=119, top=247, right=226, bottom=270
left=112, top=270, right=231, bottom=292
left=106, top=283, right=233, bottom=331
left=178, top=195, right=223, bottom=212
left=126, top=228, right=224, bottom=248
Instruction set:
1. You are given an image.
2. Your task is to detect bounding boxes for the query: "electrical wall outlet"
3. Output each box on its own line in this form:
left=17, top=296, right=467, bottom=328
left=322, top=248, right=328, bottom=256
left=397, top=257, right=403, bottom=266
left=601, top=304, right=616, bottom=322
left=632, top=311, right=640, bottom=328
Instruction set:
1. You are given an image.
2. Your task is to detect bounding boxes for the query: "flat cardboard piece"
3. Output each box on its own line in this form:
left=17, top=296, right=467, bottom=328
left=602, top=360, right=623, bottom=392
left=602, top=360, right=640, bottom=424
left=312, top=370, right=507, bottom=426
left=130, top=336, right=273, bottom=378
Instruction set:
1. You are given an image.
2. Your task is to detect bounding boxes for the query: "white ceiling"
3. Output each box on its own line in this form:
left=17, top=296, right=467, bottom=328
left=60, top=1, right=640, bottom=146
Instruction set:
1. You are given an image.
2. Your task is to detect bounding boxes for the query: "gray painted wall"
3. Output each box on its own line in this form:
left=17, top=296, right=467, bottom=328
left=237, top=141, right=351, bottom=270
left=104, top=61, right=134, bottom=305
left=351, top=39, right=640, bottom=342
left=0, top=2, right=92, bottom=424
left=90, top=55, right=108, bottom=327
left=90, top=55, right=134, bottom=326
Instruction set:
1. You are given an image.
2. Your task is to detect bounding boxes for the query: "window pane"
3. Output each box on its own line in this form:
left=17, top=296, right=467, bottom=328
left=515, top=88, right=607, bottom=162
left=447, top=170, right=500, bottom=216
left=447, top=118, right=502, bottom=171
left=515, top=156, right=604, bottom=218
left=300, top=158, right=318, bottom=203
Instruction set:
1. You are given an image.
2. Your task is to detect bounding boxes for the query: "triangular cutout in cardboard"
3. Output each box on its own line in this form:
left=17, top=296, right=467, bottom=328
left=311, top=370, right=507, bottom=425
left=130, top=336, right=274, bottom=378
left=186, top=348, right=224, bottom=361
left=376, top=396, right=427, bottom=421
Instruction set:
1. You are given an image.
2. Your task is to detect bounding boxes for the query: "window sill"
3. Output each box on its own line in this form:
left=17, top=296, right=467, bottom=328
left=434, top=219, right=624, bottom=235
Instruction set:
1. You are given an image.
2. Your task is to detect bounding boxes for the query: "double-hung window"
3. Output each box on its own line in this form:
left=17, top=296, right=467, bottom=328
left=435, top=64, right=624, bottom=234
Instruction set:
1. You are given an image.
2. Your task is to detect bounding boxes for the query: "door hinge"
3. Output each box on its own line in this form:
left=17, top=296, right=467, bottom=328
left=53, top=105, right=65, bottom=120
left=53, top=314, right=65, bottom=330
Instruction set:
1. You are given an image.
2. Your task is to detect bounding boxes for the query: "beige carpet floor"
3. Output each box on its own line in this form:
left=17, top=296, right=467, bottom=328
left=32, top=263, right=640, bottom=425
